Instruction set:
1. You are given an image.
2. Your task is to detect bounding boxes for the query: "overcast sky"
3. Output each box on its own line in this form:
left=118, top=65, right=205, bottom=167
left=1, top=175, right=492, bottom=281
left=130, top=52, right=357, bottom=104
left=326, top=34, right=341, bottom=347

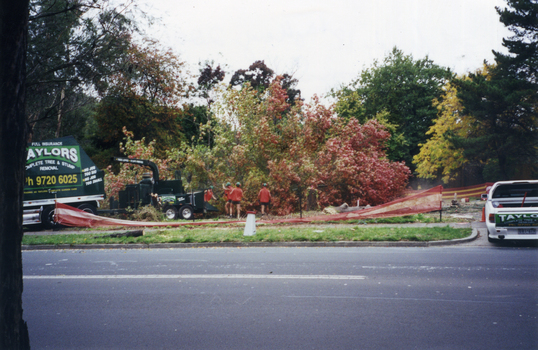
left=138, top=0, right=511, bottom=102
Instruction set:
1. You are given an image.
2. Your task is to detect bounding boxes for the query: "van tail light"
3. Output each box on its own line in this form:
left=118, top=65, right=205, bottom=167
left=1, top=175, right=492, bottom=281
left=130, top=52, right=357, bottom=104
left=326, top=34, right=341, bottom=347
left=488, top=214, right=495, bottom=223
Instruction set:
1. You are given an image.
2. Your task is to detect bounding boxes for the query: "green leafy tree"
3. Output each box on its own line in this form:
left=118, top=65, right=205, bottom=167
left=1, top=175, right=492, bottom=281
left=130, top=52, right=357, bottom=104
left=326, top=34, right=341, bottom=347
left=180, top=104, right=216, bottom=148
left=93, top=40, right=191, bottom=161
left=26, top=0, right=137, bottom=141
left=334, top=47, right=453, bottom=170
left=453, top=0, right=538, bottom=180
left=495, top=0, right=538, bottom=84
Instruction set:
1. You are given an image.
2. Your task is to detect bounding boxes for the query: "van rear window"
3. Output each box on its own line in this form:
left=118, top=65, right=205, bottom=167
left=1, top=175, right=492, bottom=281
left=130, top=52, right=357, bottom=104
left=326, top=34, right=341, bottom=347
left=492, top=183, right=538, bottom=198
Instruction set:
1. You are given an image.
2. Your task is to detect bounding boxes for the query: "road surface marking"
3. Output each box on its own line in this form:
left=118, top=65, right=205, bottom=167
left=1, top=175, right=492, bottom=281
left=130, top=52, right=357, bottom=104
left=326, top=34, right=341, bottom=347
left=284, top=295, right=518, bottom=304
left=24, top=274, right=366, bottom=280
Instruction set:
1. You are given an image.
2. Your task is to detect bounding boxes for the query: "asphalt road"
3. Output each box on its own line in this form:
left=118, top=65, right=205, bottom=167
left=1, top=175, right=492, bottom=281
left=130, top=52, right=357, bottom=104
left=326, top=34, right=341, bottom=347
left=22, top=237, right=538, bottom=350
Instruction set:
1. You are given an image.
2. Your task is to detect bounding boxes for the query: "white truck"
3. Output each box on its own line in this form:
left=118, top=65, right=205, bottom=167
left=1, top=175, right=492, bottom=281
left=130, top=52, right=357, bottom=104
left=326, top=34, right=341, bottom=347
left=484, top=180, right=538, bottom=242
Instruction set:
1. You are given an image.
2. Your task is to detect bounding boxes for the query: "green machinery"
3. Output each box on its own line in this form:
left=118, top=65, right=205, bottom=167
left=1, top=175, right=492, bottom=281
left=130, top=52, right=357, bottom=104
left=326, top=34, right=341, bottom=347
left=112, top=157, right=218, bottom=220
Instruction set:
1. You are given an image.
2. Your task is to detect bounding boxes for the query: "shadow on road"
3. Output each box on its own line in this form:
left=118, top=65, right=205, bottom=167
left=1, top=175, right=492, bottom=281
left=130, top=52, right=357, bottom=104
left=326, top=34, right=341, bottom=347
left=489, top=240, right=538, bottom=248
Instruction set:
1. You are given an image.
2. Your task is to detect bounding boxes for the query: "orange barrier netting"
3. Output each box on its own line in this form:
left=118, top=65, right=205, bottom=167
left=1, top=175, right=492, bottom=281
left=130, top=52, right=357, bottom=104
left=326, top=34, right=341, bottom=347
left=55, top=186, right=443, bottom=228
left=55, top=202, right=239, bottom=228
left=406, top=183, right=493, bottom=199
left=441, top=183, right=493, bottom=199
left=258, top=185, right=443, bottom=224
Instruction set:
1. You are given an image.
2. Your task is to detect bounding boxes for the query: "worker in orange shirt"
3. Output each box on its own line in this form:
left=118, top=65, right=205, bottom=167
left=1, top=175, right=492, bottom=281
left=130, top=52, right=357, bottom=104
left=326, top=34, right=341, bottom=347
left=229, top=182, right=243, bottom=219
left=258, top=183, right=271, bottom=215
left=222, top=182, right=232, bottom=217
left=204, top=186, right=216, bottom=202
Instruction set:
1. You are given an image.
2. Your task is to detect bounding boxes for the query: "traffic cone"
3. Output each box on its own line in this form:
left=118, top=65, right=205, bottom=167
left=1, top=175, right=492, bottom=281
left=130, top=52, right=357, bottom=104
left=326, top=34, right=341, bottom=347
left=480, top=207, right=485, bottom=222
left=243, top=211, right=257, bottom=236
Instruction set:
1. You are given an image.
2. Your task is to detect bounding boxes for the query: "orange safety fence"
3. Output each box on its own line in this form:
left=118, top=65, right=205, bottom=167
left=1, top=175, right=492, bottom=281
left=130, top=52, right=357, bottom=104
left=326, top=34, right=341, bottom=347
left=260, top=185, right=443, bottom=224
left=406, top=183, right=493, bottom=200
left=441, top=183, right=494, bottom=200
left=55, top=202, right=241, bottom=228
left=55, top=186, right=443, bottom=228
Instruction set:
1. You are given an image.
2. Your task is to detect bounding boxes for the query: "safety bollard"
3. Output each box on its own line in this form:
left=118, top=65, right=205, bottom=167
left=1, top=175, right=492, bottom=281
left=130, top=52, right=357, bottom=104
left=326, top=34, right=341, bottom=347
left=243, top=211, right=256, bottom=236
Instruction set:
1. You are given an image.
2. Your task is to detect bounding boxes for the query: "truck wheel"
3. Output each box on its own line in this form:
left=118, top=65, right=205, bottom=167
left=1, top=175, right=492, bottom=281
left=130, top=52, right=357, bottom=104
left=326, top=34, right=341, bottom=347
left=164, top=205, right=178, bottom=220
left=487, top=235, right=499, bottom=243
left=179, top=205, right=194, bottom=220
left=41, top=206, right=59, bottom=230
left=77, top=204, right=97, bottom=215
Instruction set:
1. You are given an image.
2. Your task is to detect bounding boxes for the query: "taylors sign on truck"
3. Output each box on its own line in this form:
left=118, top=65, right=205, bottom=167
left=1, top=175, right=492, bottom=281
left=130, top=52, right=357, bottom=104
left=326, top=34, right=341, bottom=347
left=23, top=136, right=105, bottom=228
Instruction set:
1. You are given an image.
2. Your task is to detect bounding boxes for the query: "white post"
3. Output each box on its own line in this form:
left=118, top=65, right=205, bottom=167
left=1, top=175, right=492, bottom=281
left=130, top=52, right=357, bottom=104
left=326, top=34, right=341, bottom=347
left=243, top=211, right=256, bottom=236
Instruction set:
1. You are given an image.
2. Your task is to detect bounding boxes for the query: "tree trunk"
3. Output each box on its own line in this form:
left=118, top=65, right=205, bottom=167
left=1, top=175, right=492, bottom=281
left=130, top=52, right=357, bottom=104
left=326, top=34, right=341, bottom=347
left=0, top=0, right=31, bottom=348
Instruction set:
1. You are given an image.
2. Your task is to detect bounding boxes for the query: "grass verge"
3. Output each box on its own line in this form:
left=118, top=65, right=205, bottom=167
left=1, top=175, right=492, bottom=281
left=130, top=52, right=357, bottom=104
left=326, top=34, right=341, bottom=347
left=22, top=225, right=472, bottom=246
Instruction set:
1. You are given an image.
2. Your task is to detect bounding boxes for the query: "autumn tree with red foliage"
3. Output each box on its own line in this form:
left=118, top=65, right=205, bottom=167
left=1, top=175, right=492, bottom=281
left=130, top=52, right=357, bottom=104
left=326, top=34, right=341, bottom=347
left=315, top=118, right=411, bottom=206
left=185, top=78, right=411, bottom=214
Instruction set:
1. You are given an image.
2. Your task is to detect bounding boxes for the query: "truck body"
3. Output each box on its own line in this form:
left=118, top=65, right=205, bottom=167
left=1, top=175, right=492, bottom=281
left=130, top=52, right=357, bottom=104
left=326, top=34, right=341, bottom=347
left=23, top=136, right=105, bottom=228
left=111, top=157, right=218, bottom=220
left=484, top=180, right=538, bottom=242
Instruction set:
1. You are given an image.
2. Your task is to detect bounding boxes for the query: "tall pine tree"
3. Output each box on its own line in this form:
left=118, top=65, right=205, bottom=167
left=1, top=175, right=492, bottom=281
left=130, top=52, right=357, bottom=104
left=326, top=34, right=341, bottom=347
left=454, top=0, right=538, bottom=180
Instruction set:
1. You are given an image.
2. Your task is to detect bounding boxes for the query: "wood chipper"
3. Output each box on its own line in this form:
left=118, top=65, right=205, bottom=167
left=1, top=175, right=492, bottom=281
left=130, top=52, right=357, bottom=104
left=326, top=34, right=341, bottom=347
left=111, top=157, right=218, bottom=220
